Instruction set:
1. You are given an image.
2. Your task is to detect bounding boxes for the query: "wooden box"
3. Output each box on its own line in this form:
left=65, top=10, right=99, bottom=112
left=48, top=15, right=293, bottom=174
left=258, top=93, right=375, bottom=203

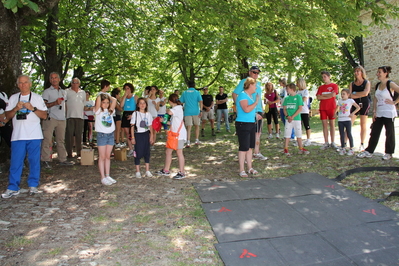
left=81, top=149, right=94, bottom=165
left=114, top=148, right=127, bottom=161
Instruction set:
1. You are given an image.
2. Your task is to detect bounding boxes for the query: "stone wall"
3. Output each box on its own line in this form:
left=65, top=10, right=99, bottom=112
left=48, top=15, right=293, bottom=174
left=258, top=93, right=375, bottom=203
left=360, top=0, right=399, bottom=86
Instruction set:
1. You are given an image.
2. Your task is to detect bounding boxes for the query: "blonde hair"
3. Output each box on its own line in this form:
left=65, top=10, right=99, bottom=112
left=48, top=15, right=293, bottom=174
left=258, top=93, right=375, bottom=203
left=354, top=65, right=367, bottom=80
left=244, top=77, right=256, bottom=90
left=265, top=82, right=274, bottom=93
left=296, top=78, right=306, bottom=91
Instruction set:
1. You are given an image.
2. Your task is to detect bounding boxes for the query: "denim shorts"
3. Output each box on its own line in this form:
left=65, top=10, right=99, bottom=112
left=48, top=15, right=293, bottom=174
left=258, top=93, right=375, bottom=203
left=97, top=132, right=115, bottom=146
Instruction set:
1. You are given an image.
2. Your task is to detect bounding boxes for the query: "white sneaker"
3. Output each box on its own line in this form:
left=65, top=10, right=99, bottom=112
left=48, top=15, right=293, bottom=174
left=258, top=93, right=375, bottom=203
left=135, top=172, right=142, bottom=178
left=298, top=148, right=310, bottom=155
left=320, top=143, right=330, bottom=150
left=330, top=142, right=339, bottom=150
left=2, top=189, right=20, bottom=198
left=186, top=141, right=191, bottom=148
left=145, top=171, right=153, bottom=177
left=357, top=151, right=372, bottom=158
left=347, top=149, right=354, bottom=156
left=115, top=143, right=122, bottom=149
left=29, top=187, right=42, bottom=195
left=382, top=154, right=392, bottom=160
left=106, top=176, right=117, bottom=184
left=268, top=134, right=273, bottom=139
left=303, top=139, right=311, bottom=146
left=253, top=153, right=268, bottom=160
left=338, top=148, right=346, bottom=156
left=359, top=144, right=365, bottom=152
left=127, top=150, right=134, bottom=157
left=195, top=139, right=201, bottom=145
left=101, top=178, right=113, bottom=186
left=276, top=133, right=280, bottom=139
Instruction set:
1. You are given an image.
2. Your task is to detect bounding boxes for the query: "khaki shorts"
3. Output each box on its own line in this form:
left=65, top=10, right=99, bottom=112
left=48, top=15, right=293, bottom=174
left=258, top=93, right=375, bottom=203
left=184, top=115, right=201, bottom=126
left=201, top=109, right=215, bottom=120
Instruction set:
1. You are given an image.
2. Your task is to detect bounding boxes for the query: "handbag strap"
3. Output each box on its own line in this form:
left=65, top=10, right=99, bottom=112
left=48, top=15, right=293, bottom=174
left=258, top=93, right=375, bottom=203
left=176, top=119, right=184, bottom=133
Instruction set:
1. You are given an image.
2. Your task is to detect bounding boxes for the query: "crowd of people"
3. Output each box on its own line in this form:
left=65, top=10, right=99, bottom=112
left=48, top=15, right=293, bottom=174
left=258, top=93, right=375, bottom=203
left=0, top=65, right=398, bottom=197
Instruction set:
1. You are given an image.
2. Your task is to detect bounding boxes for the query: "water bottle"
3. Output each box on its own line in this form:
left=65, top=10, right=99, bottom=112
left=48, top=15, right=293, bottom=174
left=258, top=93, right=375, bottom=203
left=162, top=114, right=170, bottom=124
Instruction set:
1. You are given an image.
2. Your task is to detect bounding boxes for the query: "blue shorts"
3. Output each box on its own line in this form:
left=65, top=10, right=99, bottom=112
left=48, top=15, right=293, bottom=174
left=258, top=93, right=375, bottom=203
left=97, top=132, right=114, bottom=146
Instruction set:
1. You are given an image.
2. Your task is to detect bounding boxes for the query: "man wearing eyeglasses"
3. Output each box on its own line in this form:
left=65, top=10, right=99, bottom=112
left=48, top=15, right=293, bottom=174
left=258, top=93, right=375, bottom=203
left=65, top=78, right=86, bottom=158
left=233, top=66, right=267, bottom=160
left=2, top=75, right=48, bottom=198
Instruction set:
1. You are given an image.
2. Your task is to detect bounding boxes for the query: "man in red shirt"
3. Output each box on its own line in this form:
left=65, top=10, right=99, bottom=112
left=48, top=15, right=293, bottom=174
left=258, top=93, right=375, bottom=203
left=316, top=71, right=339, bottom=150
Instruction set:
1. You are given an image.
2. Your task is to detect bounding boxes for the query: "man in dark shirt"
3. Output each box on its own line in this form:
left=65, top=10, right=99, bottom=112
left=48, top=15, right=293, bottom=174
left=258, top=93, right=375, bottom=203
left=201, top=87, right=216, bottom=136
left=215, top=86, right=230, bottom=133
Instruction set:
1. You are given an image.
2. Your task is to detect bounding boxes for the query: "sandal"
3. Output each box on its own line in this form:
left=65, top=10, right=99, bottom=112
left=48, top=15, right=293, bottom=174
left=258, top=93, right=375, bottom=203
left=239, top=171, right=248, bottom=178
left=248, top=168, right=259, bottom=176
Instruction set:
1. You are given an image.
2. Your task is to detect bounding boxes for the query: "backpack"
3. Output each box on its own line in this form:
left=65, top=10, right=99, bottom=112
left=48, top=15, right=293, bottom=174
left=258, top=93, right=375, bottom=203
left=375, top=80, right=399, bottom=104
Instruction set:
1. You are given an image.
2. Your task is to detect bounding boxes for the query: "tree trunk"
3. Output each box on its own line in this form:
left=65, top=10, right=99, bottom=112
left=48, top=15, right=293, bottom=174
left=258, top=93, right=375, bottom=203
left=0, top=0, right=61, bottom=96
left=0, top=8, right=22, bottom=96
left=44, top=4, right=65, bottom=89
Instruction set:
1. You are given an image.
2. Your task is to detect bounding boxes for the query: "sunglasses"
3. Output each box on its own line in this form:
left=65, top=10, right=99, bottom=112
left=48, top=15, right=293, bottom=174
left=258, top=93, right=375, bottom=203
left=251, top=71, right=260, bottom=74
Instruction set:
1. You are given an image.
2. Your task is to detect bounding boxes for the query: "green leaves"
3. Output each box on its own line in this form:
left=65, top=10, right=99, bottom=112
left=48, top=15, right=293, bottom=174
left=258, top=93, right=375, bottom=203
left=2, top=0, right=39, bottom=13
left=17, top=0, right=399, bottom=93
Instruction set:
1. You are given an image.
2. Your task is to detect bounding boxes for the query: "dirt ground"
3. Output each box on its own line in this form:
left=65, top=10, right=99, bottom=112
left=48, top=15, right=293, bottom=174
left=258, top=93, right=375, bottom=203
left=0, top=139, right=226, bottom=266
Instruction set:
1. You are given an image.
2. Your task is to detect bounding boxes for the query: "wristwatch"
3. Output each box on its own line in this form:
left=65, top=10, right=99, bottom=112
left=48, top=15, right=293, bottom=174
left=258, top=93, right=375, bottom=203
left=32, top=107, right=37, bottom=112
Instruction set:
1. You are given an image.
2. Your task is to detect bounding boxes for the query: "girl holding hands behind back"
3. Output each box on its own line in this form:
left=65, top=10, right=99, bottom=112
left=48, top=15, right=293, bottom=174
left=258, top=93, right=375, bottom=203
left=130, top=98, right=154, bottom=178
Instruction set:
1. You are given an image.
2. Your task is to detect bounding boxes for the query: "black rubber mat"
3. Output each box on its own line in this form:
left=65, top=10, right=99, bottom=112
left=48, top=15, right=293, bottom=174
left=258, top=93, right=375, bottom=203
left=193, top=173, right=399, bottom=266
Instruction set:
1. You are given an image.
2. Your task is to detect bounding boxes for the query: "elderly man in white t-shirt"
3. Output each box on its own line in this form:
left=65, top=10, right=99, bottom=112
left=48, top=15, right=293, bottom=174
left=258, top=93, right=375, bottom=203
left=2, top=75, right=48, bottom=198
left=65, top=78, right=86, bottom=158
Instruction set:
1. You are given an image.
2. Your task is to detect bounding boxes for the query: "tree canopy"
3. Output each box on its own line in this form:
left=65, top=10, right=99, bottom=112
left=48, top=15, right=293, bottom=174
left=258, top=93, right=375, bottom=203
left=1, top=0, right=398, bottom=96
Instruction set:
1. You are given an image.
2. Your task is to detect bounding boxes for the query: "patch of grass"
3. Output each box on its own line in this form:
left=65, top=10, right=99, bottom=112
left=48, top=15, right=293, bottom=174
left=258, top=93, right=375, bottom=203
left=168, top=252, right=181, bottom=260
left=105, top=225, right=123, bottom=234
left=80, top=230, right=99, bottom=244
left=105, top=201, right=119, bottom=207
left=46, top=247, right=63, bottom=256
left=134, top=215, right=152, bottom=224
left=6, top=236, right=33, bottom=248
left=92, top=215, right=108, bottom=222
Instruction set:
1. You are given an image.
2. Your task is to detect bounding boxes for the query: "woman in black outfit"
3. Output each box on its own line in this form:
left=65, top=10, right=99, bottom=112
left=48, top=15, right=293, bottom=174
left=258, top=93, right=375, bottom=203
left=349, top=65, right=371, bottom=151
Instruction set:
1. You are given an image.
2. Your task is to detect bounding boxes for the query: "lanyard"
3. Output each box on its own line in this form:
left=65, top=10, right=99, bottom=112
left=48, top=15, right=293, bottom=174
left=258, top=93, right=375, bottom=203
left=18, top=92, right=32, bottom=102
